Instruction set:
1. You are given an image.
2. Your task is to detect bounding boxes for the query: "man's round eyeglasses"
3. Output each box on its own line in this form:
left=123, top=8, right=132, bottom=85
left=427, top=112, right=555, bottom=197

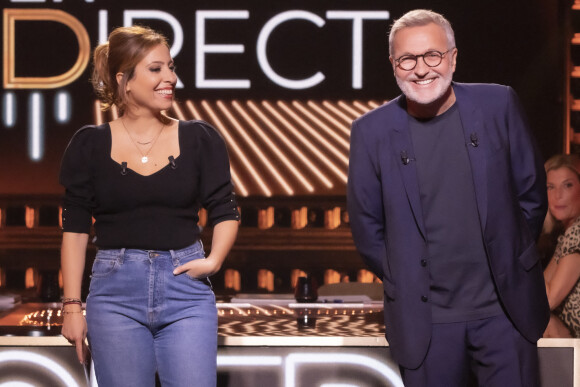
left=394, top=49, right=454, bottom=71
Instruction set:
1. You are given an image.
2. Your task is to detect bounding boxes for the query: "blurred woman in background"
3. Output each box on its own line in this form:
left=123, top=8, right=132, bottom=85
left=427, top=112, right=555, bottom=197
left=543, top=154, right=580, bottom=338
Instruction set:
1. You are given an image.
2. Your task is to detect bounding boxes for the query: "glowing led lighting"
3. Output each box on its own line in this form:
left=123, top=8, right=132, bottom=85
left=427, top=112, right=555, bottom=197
left=292, top=101, right=349, bottom=147
left=270, top=304, right=294, bottom=314
left=187, top=100, right=248, bottom=196
left=368, top=100, right=384, bottom=109
left=55, top=91, right=71, bottom=123
left=251, top=101, right=332, bottom=188
left=218, top=101, right=292, bottom=195
left=338, top=101, right=364, bottom=118
left=306, top=101, right=350, bottom=136
left=110, top=105, right=119, bottom=120
left=322, top=101, right=355, bottom=123
left=272, top=102, right=347, bottom=182
left=185, top=100, right=203, bottom=120
left=353, top=100, right=372, bottom=114
left=28, top=92, right=44, bottom=161
left=0, top=351, right=80, bottom=387
left=0, top=382, right=35, bottom=387
left=2, top=92, right=16, bottom=128
left=171, top=101, right=186, bottom=120
left=319, top=384, right=359, bottom=387
left=278, top=102, right=348, bottom=165
left=202, top=101, right=261, bottom=196
left=94, top=100, right=103, bottom=125
left=98, top=10, right=108, bottom=43
left=217, top=355, right=283, bottom=366
left=233, top=101, right=314, bottom=193
left=285, top=353, right=403, bottom=387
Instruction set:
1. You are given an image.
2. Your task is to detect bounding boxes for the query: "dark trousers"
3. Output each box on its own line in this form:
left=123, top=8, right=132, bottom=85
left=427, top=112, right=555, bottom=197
left=399, top=314, right=540, bottom=387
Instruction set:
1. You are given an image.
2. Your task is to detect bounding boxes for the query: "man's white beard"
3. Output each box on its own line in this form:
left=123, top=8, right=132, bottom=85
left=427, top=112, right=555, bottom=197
left=395, top=71, right=453, bottom=106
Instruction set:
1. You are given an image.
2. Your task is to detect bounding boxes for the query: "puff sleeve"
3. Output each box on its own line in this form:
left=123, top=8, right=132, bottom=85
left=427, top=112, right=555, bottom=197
left=59, top=126, right=96, bottom=234
left=196, top=121, right=240, bottom=226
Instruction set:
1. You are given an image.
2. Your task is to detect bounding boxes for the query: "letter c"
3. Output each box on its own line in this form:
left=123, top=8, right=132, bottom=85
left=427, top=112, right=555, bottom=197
left=257, top=10, right=325, bottom=89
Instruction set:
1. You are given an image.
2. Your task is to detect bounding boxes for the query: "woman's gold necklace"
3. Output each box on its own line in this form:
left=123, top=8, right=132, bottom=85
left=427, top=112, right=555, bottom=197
left=121, top=119, right=165, bottom=164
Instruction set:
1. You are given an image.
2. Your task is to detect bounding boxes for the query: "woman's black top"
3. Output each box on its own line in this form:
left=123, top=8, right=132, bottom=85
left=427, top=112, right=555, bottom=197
left=59, top=120, right=239, bottom=250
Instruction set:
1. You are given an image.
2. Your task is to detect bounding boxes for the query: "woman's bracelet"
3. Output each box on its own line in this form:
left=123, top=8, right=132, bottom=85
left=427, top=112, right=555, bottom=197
left=62, top=300, right=82, bottom=307
left=61, top=297, right=81, bottom=303
left=61, top=298, right=82, bottom=312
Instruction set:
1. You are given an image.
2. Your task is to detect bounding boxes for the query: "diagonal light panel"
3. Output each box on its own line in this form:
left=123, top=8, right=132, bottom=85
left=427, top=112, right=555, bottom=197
left=95, top=99, right=387, bottom=196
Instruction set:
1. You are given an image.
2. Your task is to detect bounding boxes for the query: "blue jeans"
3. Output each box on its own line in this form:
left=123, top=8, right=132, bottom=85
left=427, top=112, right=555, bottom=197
left=86, top=241, right=217, bottom=387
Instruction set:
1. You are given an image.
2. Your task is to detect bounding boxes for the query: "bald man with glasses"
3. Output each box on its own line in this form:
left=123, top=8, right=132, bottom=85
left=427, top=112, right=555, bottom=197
left=347, top=9, right=549, bottom=387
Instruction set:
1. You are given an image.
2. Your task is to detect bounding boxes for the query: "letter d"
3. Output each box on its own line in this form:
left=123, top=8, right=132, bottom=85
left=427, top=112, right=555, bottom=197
left=3, top=9, right=90, bottom=89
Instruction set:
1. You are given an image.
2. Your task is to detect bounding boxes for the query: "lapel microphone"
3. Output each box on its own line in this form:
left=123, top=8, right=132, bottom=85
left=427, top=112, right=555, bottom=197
left=168, top=156, right=177, bottom=169
left=121, top=162, right=128, bottom=176
left=469, top=132, right=479, bottom=147
left=400, top=151, right=414, bottom=165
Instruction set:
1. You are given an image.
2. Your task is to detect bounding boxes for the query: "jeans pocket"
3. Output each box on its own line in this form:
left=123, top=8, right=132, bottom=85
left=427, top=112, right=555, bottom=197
left=91, top=257, right=120, bottom=278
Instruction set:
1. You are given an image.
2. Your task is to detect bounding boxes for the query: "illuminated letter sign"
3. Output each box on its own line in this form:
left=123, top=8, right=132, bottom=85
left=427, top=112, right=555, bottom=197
left=257, top=11, right=325, bottom=90
left=326, top=11, right=390, bottom=89
left=196, top=10, right=250, bottom=89
left=124, top=10, right=185, bottom=88
left=3, top=9, right=90, bottom=89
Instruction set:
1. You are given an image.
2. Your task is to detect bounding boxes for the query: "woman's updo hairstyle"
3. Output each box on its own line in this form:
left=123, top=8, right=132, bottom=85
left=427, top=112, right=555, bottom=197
left=91, top=25, right=169, bottom=115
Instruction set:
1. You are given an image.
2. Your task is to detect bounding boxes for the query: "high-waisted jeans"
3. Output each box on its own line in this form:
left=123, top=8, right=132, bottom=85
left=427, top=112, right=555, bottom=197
left=86, top=241, right=217, bottom=387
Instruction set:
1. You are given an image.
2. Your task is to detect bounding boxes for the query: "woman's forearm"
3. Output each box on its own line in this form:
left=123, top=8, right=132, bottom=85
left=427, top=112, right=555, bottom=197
left=61, top=232, right=89, bottom=300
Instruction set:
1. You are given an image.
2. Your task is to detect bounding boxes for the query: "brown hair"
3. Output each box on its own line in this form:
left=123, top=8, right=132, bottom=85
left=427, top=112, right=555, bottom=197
left=91, top=25, right=169, bottom=115
left=545, top=154, right=580, bottom=178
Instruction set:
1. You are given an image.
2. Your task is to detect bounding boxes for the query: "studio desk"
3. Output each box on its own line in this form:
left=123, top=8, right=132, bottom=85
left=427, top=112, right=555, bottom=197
left=0, top=297, right=578, bottom=387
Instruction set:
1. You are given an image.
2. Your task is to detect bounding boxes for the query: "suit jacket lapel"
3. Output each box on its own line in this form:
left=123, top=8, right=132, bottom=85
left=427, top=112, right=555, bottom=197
left=389, top=97, right=427, bottom=240
left=455, top=85, right=488, bottom=231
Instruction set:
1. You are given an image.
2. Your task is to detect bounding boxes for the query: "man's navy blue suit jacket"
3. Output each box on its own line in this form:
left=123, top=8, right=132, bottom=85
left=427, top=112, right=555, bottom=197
left=347, top=82, right=550, bottom=369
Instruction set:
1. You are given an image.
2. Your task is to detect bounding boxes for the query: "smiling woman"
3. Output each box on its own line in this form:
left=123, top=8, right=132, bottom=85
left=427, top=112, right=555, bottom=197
left=59, top=25, right=240, bottom=386
left=543, top=154, right=580, bottom=338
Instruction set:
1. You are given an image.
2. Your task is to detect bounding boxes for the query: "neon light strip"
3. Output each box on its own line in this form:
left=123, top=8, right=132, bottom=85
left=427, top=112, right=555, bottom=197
left=202, top=100, right=264, bottom=196
left=271, top=102, right=347, bottom=182
left=322, top=101, right=355, bottom=123
left=3, top=92, right=16, bottom=128
left=171, top=101, right=186, bottom=120
left=110, top=105, right=119, bottom=120
left=269, top=304, right=295, bottom=314
left=319, top=384, right=359, bottom=387
left=219, top=101, right=293, bottom=195
left=0, top=351, right=80, bottom=387
left=233, top=101, right=314, bottom=193
left=285, top=353, right=403, bottom=387
left=55, top=91, right=70, bottom=123
left=29, top=92, right=43, bottom=161
left=353, top=100, right=372, bottom=114
left=185, top=100, right=203, bottom=120
left=185, top=101, right=248, bottom=196
left=292, top=101, right=349, bottom=146
left=368, top=100, right=383, bottom=109
left=253, top=101, right=333, bottom=188
left=217, top=355, right=283, bottom=366
left=337, top=101, right=364, bottom=118
left=306, top=101, right=350, bottom=136
left=277, top=101, right=348, bottom=165
left=93, top=101, right=103, bottom=125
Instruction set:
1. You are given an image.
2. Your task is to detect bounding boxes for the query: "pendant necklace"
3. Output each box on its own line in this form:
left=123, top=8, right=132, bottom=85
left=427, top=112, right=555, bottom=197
left=121, top=118, right=165, bottom=164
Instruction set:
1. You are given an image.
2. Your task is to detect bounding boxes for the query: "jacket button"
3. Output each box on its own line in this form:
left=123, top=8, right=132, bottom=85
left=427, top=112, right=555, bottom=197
left=421, top=295, right=428, bottom=302
left=420, top=259, right=427, bottom=267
